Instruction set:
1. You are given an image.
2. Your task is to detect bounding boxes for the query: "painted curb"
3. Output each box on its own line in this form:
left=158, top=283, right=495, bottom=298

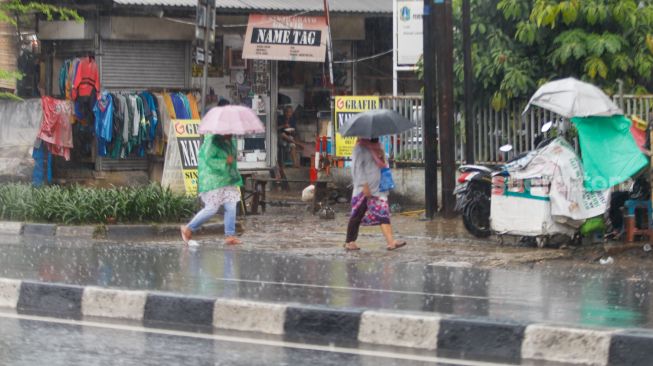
left=22, top=223, right=56, bottom=236
left=522, top=324, right=614, bottom=366
left=214, top=298, right=286, bottom=335
left=0, top=278, right=20, bottom=308
left=359, top=311, right=440, bottom=350
left=0, top=221, right=240, bottom=240
left=0, top=221, right=23, bottom=235
left=56, top=225, right=98, bottom=238
left=2, top=278, right=653, bottom=365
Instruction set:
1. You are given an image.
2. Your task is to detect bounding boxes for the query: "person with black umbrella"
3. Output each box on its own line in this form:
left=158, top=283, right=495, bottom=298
left=340, top=109, right=415, bottom=251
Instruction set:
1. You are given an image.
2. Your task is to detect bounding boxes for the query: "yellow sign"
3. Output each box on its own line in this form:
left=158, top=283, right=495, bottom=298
left=334, top=96, right=380, bottom=157
left=173, top=119, right=202, bottom=196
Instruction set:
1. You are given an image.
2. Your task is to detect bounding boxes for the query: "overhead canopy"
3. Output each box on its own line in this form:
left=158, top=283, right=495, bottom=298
left=111, top=0, right=392, bottom=14
left=523, top=77, right=623, bottom=118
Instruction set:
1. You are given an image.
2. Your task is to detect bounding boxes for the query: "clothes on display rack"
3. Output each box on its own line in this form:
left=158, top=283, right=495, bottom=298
left=72, top=56, right=100, bottom=101
left=38, top=96, right=74, bottom=161
left=94, top=92, right=114, bottom=157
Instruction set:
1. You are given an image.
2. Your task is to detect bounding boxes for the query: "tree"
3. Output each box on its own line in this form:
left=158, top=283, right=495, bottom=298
left=0, top=0, right=79, bottom=99
left=419, top=0, right=653, bottom=109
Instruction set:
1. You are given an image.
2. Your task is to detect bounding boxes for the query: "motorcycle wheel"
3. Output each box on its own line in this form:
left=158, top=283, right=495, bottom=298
left=462, top=197, right=491, bottom=238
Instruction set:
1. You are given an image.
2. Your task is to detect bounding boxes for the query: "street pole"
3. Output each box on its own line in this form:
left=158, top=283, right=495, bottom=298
left=435, top=0, right=456, bottom=218
left=462, top=0, right=474, bottom=164
left=423, top=0, right=438, bottom=218
left=199, top=3, right=210, bottom=115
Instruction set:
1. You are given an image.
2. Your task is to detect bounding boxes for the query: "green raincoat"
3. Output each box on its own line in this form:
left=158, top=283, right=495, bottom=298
left=198, top=134, right=243, bottom=193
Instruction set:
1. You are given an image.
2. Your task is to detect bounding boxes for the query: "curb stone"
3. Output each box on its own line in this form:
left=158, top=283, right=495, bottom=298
left=22, top=223, right=56, bottom=237
left=0, top=221, right=241, bottom=240
left=0, top=222, right=23, bottom=235
left=2, top=278, right=652, bottom=365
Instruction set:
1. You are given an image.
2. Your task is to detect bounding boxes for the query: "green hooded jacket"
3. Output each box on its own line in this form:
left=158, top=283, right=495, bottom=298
left=198, top=134, right=243, bottom=193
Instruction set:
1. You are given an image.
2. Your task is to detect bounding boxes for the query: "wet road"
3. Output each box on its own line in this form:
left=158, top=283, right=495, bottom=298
left=0, top=312, right=454, bottom=366
left=0, top=235, right=652, bottom=329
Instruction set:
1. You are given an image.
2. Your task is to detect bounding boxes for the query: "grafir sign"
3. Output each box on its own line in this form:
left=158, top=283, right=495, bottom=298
left=173, top=119, right=202, bottom=196
left=243, top=14, right=328, bottom=62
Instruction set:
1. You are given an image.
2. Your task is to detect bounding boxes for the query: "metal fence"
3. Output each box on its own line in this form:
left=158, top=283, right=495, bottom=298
left=380, top=95, right=653, bottom=165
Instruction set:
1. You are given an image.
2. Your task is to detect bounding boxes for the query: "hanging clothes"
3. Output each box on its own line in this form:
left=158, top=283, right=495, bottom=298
left=72, top=56, right=100, bottom=101
left=108, top=93, right=124, bottom=159
left=94, top=92, right=114, bottom=157
left=187, top=93, right=201, bottom=119
left=163, top=93, right=177, bottom=119
left=155, top=93, right=171, bottom=155
left=171, top=93, right=190, bottom=119
left=38, top=96, right=74, bottom=161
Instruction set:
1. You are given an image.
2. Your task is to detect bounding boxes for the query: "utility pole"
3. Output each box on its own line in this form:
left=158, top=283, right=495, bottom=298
left=197, top=0, right=215, bottom=115
left=422, top=0, right=438, bottom=218
left=462, top=0, right=474, bottom=164
left=434, top=0, right=456, bottom=218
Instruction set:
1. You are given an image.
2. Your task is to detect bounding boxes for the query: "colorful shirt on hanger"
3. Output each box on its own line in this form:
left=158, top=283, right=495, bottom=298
left=93, top=92, right=114, bottom=157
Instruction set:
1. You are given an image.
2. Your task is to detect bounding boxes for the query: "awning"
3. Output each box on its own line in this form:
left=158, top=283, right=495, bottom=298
left=112, top=0, right=392, bottom=14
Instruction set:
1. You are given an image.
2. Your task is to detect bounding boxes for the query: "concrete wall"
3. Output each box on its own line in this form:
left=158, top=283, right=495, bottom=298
left=330, top=167, right=441, bottom=206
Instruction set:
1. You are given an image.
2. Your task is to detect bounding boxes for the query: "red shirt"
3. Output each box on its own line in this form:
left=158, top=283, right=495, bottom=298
left=72, top=57, right=100, bottom=100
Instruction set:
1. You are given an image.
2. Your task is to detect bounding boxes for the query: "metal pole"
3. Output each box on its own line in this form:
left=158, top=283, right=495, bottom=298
left=436, top=0, right=456, bottom=218
left=462, top=0, right=474, bottom=164
left=200, top=24, right=209, bottom=114
left=422, top=0, right=438, bottom=218
left=392, top=0, right=398, bottom=97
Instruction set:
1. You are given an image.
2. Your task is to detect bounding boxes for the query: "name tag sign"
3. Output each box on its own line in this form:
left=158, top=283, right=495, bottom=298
left=243, top=14, right=328, bottom=62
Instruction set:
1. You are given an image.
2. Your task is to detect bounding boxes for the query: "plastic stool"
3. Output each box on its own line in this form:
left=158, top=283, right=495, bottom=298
left=624, top=200, right=652, bottom=242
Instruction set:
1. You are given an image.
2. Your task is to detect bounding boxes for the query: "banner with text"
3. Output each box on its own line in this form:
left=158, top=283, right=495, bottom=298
left=334, top=96, right=380, bottom=157
left=242, top=14, right=328, bottom=62
left=174, top=119, right=202, bottom=196
left=397, top=0, right=423, bottom=66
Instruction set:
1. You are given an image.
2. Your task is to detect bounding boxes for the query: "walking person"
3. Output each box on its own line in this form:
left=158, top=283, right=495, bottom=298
left=344, top=138, right=406, bottom=251
left=180, top=100, right=243, bottom=246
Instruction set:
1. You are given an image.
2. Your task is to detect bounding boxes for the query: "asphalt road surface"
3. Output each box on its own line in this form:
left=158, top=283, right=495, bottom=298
left=0, top=236, right=652, bottom=329
left=0, top=311, right=526, bottom=366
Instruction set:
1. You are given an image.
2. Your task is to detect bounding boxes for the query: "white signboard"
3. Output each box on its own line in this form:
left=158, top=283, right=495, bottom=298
left=396, top=0, right=423, bottom=66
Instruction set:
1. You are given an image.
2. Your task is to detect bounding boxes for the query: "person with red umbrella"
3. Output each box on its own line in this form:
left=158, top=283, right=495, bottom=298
left=180, top=99, right=264, bottom=246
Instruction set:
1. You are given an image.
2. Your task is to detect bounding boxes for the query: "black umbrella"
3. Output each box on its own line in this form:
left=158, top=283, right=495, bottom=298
left=340, top=109, right=416, bottom=138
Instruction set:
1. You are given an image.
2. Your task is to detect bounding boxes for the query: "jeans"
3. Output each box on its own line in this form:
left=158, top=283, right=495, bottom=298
left=187, top=201, right=237, bottom=236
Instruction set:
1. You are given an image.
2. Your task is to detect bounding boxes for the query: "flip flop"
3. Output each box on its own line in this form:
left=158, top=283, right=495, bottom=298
left=180, top=226, right=191, bottom=245
left=386, top=242, right=407, bottom=251
left=343, top=243, right=361, bottom=251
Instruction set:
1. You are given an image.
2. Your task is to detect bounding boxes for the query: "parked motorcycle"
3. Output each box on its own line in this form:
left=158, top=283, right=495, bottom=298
left=456, top=123, right=554, bottom=238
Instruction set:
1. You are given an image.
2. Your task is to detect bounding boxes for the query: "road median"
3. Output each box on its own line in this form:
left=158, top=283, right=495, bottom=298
left=1, top=278, right=651, bottom=365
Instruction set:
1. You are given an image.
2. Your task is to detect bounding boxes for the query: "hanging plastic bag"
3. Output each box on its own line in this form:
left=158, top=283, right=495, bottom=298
left=379, top=167, right=395, bottom=192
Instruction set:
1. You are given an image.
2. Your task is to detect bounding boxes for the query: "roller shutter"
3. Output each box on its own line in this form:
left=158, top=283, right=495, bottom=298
left=101, top=41, right=190, bottom=89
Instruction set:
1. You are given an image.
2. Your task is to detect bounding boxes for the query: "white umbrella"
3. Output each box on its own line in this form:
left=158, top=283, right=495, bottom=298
left=523, top=77, right=623, bottom=118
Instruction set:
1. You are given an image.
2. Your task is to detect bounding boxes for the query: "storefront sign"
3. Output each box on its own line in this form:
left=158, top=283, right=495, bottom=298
left=334, top=96, right=380, bottom=157
left=173, top=119, right=202, bottom=196
left=397, top=0, right=423, bottom=66
left=243, top=14, right=328, bottom=62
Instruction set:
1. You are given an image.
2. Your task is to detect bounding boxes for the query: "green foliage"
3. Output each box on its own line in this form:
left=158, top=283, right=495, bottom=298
left=0, top=1, right=80, bottom=99
left=417, top=0, right=653, bottom=110
left=0, top=184, right=198, bottom=224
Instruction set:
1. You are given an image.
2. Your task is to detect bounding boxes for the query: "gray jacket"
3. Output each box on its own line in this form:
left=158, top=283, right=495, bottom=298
left=351, top=145, right=387, bottom=198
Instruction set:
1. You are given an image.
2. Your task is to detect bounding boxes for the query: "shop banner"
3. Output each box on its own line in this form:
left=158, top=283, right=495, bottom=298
left=242, top=14, right=328, bottom=62
left=173, top=119, right=202, bottom=196
left=334, top=96, right=380, bottom=157
left=397, top=0, right=423, bottom=66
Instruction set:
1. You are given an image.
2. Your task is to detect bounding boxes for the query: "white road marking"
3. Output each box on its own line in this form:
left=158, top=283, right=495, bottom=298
left=211, top=277, right=517, bottom=302
left=0, top=311, right=506, bottom=366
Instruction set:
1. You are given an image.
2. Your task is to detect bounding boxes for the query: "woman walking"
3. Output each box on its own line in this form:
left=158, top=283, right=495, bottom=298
left=181, top=132, right=243, bottom=245
left=344, top=138, right=406, bottom=251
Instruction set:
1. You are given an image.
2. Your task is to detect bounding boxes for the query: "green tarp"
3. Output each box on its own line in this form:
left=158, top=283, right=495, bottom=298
left=571, top=115, right=648, bottom=191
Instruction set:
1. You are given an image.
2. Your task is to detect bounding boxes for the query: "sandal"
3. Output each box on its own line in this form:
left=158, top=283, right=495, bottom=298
left=225, top=237, right=242, bottom=245
left=180, top=226, right=192, bottom=245
left=343, top=243, right=361, bottom=251
left=386, top=241, right=407, bottom=251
